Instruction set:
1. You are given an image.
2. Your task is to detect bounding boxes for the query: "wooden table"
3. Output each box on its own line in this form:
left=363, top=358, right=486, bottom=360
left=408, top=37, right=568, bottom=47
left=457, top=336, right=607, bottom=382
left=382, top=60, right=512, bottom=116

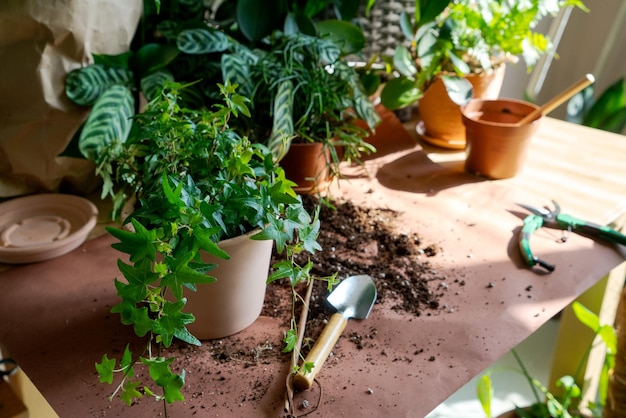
left=0, top=114, right=625, bottom=417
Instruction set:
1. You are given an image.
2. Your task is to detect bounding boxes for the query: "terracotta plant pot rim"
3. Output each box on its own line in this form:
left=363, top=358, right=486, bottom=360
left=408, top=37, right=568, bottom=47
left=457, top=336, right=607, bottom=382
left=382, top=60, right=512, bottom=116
left=461, top=98, right=541, bottom=128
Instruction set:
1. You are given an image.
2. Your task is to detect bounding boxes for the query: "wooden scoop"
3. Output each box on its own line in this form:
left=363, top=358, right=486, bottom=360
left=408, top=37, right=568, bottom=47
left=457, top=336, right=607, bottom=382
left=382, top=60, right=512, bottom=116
left=517, top=74, right=595, bottom=126
left=293, top=275, right=377, bottom=391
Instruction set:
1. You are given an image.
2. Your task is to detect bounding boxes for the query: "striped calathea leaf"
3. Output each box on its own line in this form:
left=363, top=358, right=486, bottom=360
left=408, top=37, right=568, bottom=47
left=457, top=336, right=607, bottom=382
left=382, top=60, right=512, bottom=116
left=267, top=80, right=295, bottom=162
left=220, top=54, right=251, bottom=98
left=176, top=28, right=231, bottom=54
left=65, top=64, right=133, bottom=106
left=140, top=70, right=175, bottom=101
left=78, top=84, right=134, bottom=162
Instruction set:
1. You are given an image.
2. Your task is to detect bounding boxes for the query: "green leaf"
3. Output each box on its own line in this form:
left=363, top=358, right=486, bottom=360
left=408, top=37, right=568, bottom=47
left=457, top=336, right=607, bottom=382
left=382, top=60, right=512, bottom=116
left=95, top=354, right=116, bottom=384
left=154, top=299, right=197, bottom=347
left=120, top=380, right=143, bottom=405
left=141, top=70, right=174, bottom=102
left=315, top=20, right=365, bottom=55
left=176, top=28, right=231, bottom=54
left=419, top=0, right=452, bottom=25
left=572, top=301, right=599, bottom=332
left=193, top=227, right=230, bottom=259
left=143, top=357, right=185, bottom=404
left=133, top=43, right=180, bottom=79
left=162, top=254, right=216, bottom=300
left=399, top=11, right=414, bottom=41
left=221, top=54, right=251, bottom=97
left=380, top=77, right=422, bottom=110
left=237, top=0, right=284, bottom=42
left=597, top=324, right=617, bottom=354
left=441, top=75, right=473, bottom=106
left=476, top=374, right=493, bottom=418
left=583, top=78, right=626, bottom=132
left=267, top=79, right=295, bottom=161
left=106, top=220, right=157, bottom=263
left=65, top=65, right=133, bottom=106
left=173, top=326, right=201, bottom=347
left=334, top=0, right=361, bottom=21
left=393, top=45, right=417, bottom=78
left=93, top=52, right=132, bottom=68
left=78, top=85, right=134, bottom=161
left=282, top=328, right=297, bottom=352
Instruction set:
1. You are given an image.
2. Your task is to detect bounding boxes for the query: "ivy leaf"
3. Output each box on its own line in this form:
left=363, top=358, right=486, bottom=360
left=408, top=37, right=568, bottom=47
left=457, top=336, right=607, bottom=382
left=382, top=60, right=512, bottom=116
left=120, top=380, right=143, bottom=406
left=107, top=220, right=157, bottom=263
left=120, top=345, right=135, bottom=377
left=143, top=357, right=186, bottom=404
left=162, top=254, right=216, bottom=300
left=173, top=326, right=201, bottom=347
left=153, top=299, right=196, bottom=348
left=301, top=361, right=314, bottom=375
left=282, top=328, right=297, bottom=353
left=117, top=258, right=159, bottom=289
left=95, top=354, right=116, bottom=384
left=299, top=216, right=322, bottom=254
left=131, top=306, right=155, bottom=337
left=193, top=226, right=230, bottom=260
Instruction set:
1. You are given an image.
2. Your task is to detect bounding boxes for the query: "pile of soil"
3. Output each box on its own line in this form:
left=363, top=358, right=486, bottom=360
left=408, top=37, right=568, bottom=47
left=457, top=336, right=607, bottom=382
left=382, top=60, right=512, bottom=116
left=263, top=195, right=450, bottom=341
left=197, top=195, right=451, bottom=370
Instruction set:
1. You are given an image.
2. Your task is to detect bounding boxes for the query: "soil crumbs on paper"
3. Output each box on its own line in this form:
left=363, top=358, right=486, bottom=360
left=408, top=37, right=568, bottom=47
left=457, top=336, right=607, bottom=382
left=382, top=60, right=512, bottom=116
left=264, top=195, right=450, bottom=334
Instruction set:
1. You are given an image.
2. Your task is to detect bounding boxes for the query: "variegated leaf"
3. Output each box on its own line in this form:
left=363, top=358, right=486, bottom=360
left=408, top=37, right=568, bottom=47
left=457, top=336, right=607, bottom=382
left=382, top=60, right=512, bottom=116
left=221, top=54, right=250, bottom=97
left=177, top=28, right=230, bottom=54
left=267, top=80, right=295, bottom=162
left=316, top=38, right=341, bottom=64
left=354, top=93, right=381, bottom=129
left=140, top=70, right=175, bottom=101
left=79, top=85, right=135, bottom=161
left=66, top=64, right=133, bottom=106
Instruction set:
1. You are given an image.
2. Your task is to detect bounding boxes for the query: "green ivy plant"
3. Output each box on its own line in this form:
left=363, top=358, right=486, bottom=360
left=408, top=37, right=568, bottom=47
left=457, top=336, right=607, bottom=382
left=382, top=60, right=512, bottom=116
left=379, top=0, right=589, bottom=110
left=477, top=301, right=616, bottom=418
left=95, top=81, right=336, bottom=412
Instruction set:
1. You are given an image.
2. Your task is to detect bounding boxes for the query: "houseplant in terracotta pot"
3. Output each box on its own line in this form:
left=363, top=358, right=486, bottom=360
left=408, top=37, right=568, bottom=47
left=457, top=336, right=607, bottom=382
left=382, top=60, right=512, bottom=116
left=378, top=0, right=588, bottom=149
left=477, top=302, right=615, bottom=418
left=222, top=31, right=381, bottom=193
left=94, top=81, right=334, bottom=411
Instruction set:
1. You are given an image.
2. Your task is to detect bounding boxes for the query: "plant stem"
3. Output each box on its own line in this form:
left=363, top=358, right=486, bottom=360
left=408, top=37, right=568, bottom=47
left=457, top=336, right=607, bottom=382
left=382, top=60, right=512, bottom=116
left=512, top=349, right=544, bottom=406
left=284, top=278, right=315, bottom=414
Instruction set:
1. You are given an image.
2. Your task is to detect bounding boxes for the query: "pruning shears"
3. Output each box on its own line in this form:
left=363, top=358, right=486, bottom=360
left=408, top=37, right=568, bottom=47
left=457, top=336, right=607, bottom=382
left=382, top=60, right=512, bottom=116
left=517, top=200, right=626, bottom=273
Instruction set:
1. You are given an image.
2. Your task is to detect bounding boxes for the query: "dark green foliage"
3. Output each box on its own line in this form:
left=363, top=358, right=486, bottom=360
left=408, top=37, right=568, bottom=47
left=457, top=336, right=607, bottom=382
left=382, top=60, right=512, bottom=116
left=568, top=78, right=626, bottom=134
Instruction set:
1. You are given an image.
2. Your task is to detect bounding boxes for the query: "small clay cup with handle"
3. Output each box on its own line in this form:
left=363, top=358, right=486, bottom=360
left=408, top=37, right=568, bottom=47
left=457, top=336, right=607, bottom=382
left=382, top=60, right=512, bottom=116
left=461, top=98, right=542, bottom=179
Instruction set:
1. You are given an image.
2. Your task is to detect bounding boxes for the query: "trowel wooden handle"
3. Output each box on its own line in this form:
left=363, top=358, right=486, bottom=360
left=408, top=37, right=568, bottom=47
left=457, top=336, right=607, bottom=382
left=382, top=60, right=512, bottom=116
left=293, top=312, right=348, bottom=391
left=517, top=74, right=594, bottom=125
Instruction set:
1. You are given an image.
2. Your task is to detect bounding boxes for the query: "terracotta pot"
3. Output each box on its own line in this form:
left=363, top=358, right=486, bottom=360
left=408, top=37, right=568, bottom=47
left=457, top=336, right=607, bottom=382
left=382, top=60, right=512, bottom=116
left=461, top=98, right=542, bottom=179
left=279, top=142, right=332, bottom=194
left=418, top=64, right=506, bottom=149
left=184, top=229, right=273, bottom=340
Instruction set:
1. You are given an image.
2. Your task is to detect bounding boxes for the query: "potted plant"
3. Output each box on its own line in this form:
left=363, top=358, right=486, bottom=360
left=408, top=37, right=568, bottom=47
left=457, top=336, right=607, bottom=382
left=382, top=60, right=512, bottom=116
left=221, top=31, right=381, bottom=193
left=65, top=0, right=379, bottom=196
left=94, top=81, right=335, bottom=411
left=377, top=0, right=588, bottom=149
left=477, top=302, right=616, bottom=418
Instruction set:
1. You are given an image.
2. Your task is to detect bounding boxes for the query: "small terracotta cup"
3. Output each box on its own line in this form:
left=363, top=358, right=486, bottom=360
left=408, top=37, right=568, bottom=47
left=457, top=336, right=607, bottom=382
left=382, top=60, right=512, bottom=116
left=461, top=98, right=542, bottom=179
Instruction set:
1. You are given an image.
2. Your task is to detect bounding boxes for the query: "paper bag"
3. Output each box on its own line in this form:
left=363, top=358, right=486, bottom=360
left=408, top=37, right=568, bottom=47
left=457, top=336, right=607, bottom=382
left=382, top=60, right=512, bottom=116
left=0, top=0, right=142, bottom=197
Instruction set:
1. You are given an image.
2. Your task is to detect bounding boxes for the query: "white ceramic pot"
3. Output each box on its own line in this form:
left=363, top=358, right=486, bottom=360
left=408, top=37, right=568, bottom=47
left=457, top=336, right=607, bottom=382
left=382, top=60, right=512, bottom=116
left=184, top=229, right=274, bottom=340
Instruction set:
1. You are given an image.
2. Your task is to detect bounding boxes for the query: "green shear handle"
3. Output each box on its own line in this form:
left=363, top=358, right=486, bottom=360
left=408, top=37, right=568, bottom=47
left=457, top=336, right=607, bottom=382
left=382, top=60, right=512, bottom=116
left=517, top=201, right=626, bottom=273
left=554, top=214, right=626, bottom=245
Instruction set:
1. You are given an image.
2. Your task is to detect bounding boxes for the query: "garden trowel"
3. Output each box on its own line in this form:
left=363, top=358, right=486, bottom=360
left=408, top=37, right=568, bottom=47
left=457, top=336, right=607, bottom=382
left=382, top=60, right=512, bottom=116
left=293, top=274, right=377, bottom=390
